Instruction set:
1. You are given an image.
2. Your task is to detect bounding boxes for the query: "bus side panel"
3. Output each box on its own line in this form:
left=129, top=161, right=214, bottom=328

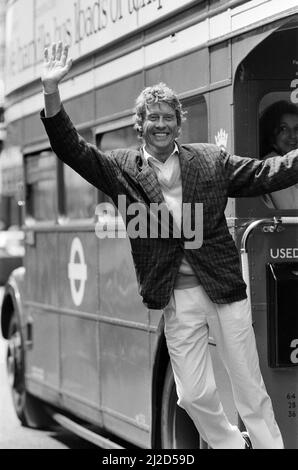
left=145, top=49, right=209, bottom=95
left=64, top=91, right=96, bottom=128
left=100, top=322, right=151, bottom=447
left=23, top=113, right=48, bottom=147
left=210, top=40, right=231, bottom=85
left=25, top=231, right=59, bottom=306
left=59, top=315, right=102, bottom=424
left=57, top=231, right=101, bottom=421
left=25, top=232, right=60, bottom=399
left=5, top=118, right=23, bottom=148
left=57, top=231, right=99, bottom=313
left=95, top=73, right=144, bottom=120
left=98, top=236, right=151, bottom=448
left=26, top=307, right=60, bottom=401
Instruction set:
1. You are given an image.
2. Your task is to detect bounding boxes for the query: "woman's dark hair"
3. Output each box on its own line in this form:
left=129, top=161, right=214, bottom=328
left=259, top=100, right=298, bottom=158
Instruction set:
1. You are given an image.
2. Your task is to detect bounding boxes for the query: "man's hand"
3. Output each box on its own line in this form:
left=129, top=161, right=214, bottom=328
left=215, top=128, right=228, bottom=150
left=41, top=42, right=72, bottom=94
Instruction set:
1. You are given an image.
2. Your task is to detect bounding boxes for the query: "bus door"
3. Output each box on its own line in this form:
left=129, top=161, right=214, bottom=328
left=233, top=17, right=298, bottom=448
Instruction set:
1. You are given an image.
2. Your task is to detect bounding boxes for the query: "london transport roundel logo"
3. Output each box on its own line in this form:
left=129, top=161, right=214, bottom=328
left=68, top=237, right=88, bottom=307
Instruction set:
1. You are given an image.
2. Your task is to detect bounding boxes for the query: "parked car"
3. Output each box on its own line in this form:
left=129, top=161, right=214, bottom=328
left=0, top=229, right=24, bottom=285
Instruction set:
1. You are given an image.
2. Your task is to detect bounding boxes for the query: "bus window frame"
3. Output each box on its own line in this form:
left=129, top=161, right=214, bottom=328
left=57, top=126, right=100, bottom=226
left=179, top=94, right=209, bottom=144
left=24, top=148, right=59, bottom=228
left=58, top=163, right=99, bottom=226
left=23, top=147, right=98, bottom=229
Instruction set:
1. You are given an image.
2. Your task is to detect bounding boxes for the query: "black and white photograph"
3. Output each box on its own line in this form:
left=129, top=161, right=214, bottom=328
left=0, top=0, right=297, bottom=455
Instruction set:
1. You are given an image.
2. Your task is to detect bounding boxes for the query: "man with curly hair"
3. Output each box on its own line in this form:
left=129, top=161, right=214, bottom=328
left=39, top=42, right=298, bottom=449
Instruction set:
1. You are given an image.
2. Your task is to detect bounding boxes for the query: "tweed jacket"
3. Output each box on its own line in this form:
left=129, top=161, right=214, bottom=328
left=41, top=106, right=298, bottom=309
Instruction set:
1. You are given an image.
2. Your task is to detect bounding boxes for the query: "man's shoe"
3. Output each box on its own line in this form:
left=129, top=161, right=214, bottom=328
left=242, top=431, right=252, bottom=449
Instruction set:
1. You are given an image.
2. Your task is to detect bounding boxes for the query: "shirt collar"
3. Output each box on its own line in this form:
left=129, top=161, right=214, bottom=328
left=143, top=142, right=179, bottom=167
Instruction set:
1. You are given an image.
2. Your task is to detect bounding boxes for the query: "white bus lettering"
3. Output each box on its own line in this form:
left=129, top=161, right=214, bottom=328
left=290, top=339, right=298, bottom=364
left=290, top=79, right=298, bottom=104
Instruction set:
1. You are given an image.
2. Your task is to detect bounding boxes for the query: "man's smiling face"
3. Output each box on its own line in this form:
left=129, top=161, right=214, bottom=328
left=142, top=102, right=180, bottom=162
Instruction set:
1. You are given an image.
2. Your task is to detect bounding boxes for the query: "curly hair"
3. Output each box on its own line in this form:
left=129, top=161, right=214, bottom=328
left=259, top=100, right=298, bottom=158
left=134, top=83, right=187, bottom=136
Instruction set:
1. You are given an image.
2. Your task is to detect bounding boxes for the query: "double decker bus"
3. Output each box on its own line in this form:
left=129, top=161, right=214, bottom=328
left=1, top=0, right=298, bottom=449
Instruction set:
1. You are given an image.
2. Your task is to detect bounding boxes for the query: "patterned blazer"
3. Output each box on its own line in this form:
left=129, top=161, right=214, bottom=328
left=41, top=106, right=298, bottom=309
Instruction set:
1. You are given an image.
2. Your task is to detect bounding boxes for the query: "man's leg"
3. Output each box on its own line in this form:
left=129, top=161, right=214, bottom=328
left=208, top=297, right=284, bottom=449
left=163, top=286, right=244, bottom=449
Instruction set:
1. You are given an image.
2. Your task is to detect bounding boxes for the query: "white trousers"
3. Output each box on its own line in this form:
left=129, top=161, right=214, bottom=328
left=163, top=285, right=284, bottom=449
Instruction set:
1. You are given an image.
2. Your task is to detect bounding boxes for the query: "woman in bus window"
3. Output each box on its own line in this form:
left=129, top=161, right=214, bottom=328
left=260, top=100, right=298, bottom=209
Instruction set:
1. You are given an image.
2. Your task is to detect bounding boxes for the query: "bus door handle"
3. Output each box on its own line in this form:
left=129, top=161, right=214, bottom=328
left=26, top=317, right=34, bottom=349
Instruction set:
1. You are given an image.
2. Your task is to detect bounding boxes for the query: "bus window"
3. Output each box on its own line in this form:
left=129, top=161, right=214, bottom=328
left=259, top=93, right=298, bottom=210
left=180, top=97, right=208, bottom=144
left=99, top=126, right=139, bottom=152
left=63, top=164, right=97, bottom=219
left=62, top=128, right=99, bottom=219
left=25, top=150, right=57, bottom=222
left=0, top=196, right=22, bottom=229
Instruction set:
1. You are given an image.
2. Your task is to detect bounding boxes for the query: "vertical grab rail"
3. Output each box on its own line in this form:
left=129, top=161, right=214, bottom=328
left=240, top=217, right=298, bottom=301
left=240, top=218, right=277, bottom=303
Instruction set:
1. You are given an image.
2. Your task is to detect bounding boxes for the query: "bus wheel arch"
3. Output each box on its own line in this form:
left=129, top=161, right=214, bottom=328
left=1, top=293, right=15, bottom=340
left=6, top=309, right=52, bottom=429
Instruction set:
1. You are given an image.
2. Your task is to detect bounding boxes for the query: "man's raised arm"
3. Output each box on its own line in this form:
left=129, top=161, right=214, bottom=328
left=41, top=42, right=73, bottom=117
left=40, top=42, right=120, bottom=197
